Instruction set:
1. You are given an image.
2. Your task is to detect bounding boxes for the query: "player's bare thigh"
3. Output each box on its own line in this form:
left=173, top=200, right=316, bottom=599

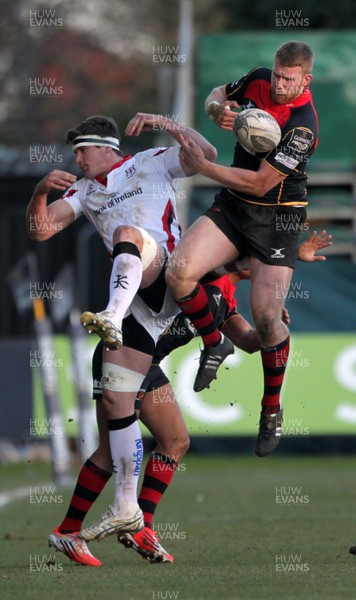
left=166, top=216, right=239, bottom=294
left=141, top=244, right=167, bottom=288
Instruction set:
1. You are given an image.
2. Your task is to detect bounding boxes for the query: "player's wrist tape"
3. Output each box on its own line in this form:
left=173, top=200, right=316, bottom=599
left=206, top=101, right=220, bottom=121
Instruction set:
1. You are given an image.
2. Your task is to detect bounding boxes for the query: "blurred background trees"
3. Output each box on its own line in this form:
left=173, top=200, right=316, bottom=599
left=0, top=0, right=354, bottom=148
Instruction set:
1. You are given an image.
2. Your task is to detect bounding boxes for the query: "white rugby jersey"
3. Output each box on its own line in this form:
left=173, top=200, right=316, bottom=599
left=62, top=146, right=185, bottom=255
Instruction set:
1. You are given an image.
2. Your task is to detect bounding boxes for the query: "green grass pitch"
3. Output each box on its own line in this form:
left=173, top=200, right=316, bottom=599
left=1, top=455, right=356, bottom=599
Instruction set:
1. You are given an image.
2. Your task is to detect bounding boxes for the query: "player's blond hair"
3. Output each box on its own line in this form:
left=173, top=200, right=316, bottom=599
left=275, top=41, right=313, bottom=73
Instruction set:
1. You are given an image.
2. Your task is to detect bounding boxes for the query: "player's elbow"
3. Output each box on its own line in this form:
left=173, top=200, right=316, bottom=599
left=205, top=144, right=217, bottom=162
left=27, top=224, right=53, bottom=242
left=239, top=182, right=266, bottom=198
left=253, top=185, right=269, bottom=198
left=27, top=227, right=43, bottom=241
left=253, top=167, right=285, bottom=198
left=198, top=140, right=217, bottom=163
left=28, top=231, right=50, bottom=242
left=249, top=176, right=274, bottom=198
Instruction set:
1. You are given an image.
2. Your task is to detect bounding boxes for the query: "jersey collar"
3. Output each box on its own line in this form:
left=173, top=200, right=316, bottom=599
left=95, top=155, right=133, bottom=185
left=283, top=86, right=311, bottom=108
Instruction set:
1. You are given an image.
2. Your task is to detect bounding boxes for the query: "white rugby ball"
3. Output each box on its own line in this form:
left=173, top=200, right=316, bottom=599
left=233, top=108, right=281, bottom=153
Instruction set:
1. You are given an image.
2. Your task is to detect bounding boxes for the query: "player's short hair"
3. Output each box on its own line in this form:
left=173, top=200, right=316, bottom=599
left=275, top=41, right=313, bottom=73
left=66, top=115, right=122, bottom=154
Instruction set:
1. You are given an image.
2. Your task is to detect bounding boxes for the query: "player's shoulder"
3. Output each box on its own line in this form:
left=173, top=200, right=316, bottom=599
left=61, top=177, right=89, bottom=210
left=134, top=147, right=170, bottom=162
left=226, top=66, right=271, bottom=96
left=247, top=66, right=271, bottom=81
left=238, top=66, right=271, bottom=84
left=63, top=176, right=87, bottom=196
left=286, top=94, right=318, bottom=134
left=132, top=146, right=179, bottom=177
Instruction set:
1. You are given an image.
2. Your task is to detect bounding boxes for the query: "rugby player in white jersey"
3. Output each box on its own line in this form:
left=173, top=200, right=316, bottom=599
left=26, top=112, right=217, bottom=560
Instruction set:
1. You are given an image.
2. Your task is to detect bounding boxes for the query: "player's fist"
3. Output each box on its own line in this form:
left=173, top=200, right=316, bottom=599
left=35, top=170, right=77, bottom=194
left=207, top=101, right=238, bottom=130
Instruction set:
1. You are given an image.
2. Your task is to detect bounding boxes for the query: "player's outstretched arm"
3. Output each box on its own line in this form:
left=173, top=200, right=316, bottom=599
left=205, top=85, right=239, bottom=131
left=125, top=112, right=217, bottom=165
left=178, top=135, right=284, bottom=196
left=298, top=230, right=333, bottom=262
left=26, top=169, right=77, bottom=241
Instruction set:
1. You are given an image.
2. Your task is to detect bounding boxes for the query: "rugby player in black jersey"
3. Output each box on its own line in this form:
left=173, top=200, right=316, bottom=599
left=165, top=41, right=318, bottom=458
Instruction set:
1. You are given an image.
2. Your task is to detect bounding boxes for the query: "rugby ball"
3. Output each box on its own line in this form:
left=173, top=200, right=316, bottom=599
left=233, top=108, right=281, bottom=154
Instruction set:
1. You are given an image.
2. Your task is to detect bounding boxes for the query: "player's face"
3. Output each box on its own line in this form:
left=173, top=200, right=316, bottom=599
left=74, top=146, right=112, bottom=178
left=271, top=61, right=312, bottom=104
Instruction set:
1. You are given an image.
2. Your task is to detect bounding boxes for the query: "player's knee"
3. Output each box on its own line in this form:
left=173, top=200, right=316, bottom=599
left=113, top=225, right=142, bottom=246
left=164, top=432, right=190, bottom=462
left=177, top=433, right=190, bottom=458
left=112, top=227, right=143, bottom=267
left=255, top=314, right=274, bottom=337
left=101, top=389, right=117, bottom=412
left=165, top=262, right=189, bottom=296
left=113, top=226, right=158, bottom=271
left=253, top=308, right=282, bottom=337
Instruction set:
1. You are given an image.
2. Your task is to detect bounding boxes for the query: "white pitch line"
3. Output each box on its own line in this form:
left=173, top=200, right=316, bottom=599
left=0, top=486, right=35, bottom=508
left=0, top=481, right=72, bottom=508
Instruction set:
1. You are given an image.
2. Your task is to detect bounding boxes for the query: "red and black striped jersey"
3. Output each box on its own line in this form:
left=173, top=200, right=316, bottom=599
left=224, top=67, right=319, bottom=206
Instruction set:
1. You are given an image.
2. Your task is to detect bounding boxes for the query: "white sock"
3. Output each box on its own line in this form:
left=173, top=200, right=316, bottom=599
left=109, top=419, right=143, bottom=515
left=105, top=252, right=142, bottom=328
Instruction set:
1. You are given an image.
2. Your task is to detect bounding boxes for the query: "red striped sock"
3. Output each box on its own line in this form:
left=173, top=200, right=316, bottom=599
left=260, top=336, right=290, bottom=415
left=138, top=452, right=178, bottom=528
left=58, top=459, right=112, bottom=533
left=176, top=284, right=221, bottom=347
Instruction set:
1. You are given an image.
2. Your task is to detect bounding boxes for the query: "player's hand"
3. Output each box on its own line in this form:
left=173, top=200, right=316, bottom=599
left=125, top=113, right=186, bottom=139
left=178, top=135, right=206, bottom=172
left=228, top=268, right=250, bottom=284
left=207, top=101, right=239, bottom=131
left=235, top=268, right=250, bottom=281
left=298, top=230, right=333, bottom=262
left=282, top=307, right=290, bottom=325
left=35, top=170, right=77, bottom=194
left=125, top=113, right=159, bottom=136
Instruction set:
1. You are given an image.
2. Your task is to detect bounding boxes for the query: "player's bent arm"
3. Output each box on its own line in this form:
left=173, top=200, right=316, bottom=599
left=205, top=85, right=227, bottom=110
left=221, top=315, right=260, bottom=354
left=162, top=115, right=217, bottom=161
left=26, top=170, right=77, bottom=241
left=180, top=138, right=285, bottom=196
left=205, top=85, right=239, bottom=130
left=125, top=113, right=217, bottom=168
left=27, top=195, right=75, bottom=241
left=167, top=121, right=217, bottom=176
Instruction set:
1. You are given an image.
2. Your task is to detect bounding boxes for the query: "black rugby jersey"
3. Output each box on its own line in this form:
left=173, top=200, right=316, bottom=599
left=224, top=67, right=319, bottom=206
